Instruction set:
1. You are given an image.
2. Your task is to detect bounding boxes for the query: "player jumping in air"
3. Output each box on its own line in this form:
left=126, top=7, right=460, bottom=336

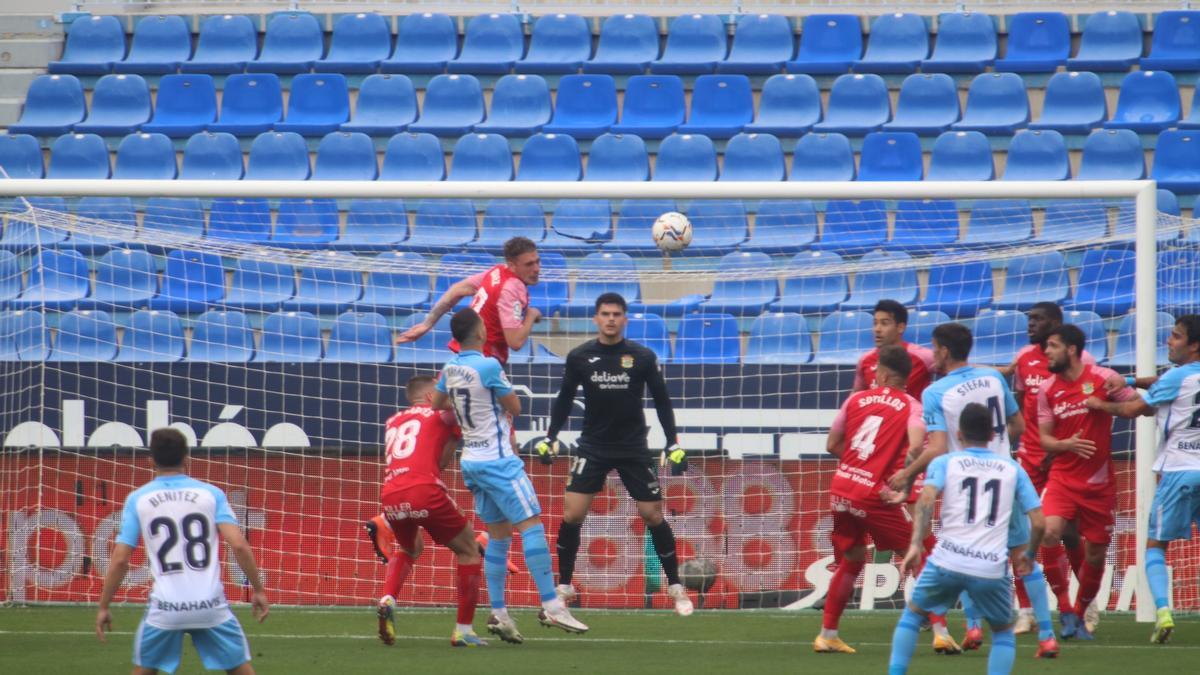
left=96, top=428, right=270, bottom=675
left=434, top=308, right=588, bottom=643
left=889, top=403, right=1046, bottom=675
left=1084, top=314, right=1200, bottom=644
left=375, top=375, right=488, bottom=648
left=534, top=292, right=694, bottom=616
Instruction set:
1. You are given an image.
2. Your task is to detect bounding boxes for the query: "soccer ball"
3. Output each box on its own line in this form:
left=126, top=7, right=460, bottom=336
left=652, top=211, right=693, bottom=253
left=679, top=558, right=717, bottom=592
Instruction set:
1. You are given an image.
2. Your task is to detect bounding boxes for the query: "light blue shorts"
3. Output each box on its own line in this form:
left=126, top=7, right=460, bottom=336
left=461, top=455, right=541, bottom=524
left=912, top=561, right=1014, bottom=629
left=1149, top=470, right=1200, bottom=541
left=133, top=617, right=250, bottom=674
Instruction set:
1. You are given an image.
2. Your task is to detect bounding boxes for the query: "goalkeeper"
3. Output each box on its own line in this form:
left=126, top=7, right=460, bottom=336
left=536, top=292, right=694, bottom=616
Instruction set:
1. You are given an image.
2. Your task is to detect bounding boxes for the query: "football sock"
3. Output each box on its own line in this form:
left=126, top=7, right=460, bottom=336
left=1021, top=563, right=1056, bottom=641
left=1074, top=558, right=1104, bottom=616
left=1014, top=575, right=1031, bottom=610
left=1041, top=544, right=1074, bottom=611
left=519, top=523, right=559, bottom=604
left=1145, top=546, right=1170, bottom=610
left=873, top=549, right=894, bottom=564
left=456, top=562, right=482, bottom=626
left=1066, top=540, right=1086, bottom=579
left=383, top=550, right=414, bottom=600
left=961, top=591, right=982, bottom=631
left=555, top=520, right=583, bottom=585
left=988, top=628, right=1016, bottom=675
left=822, top=558, right=864, bottom=631
left=648, top=521, right=682, bottom=586
left=888, top=607, right=923, bottom=675
left=456, top=624, right=473, bottom=634
left=485, top=536, right=512, bottom=610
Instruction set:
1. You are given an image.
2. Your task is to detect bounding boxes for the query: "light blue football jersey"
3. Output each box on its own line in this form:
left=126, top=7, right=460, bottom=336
left=437, top=350, right=514, bottom=461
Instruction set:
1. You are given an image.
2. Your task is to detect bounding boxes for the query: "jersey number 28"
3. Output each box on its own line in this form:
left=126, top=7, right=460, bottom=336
left=149, top=513, right=211, bottom=573
left=386, top=418, right=422, bottom=461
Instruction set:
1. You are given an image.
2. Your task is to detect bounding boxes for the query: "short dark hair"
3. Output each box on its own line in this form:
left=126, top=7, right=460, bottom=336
left=150, top=427, right=188, bottom=468
left=1049, top=324, right=1086, bottom=357
left=1178, top=314, right=1200, bottom=348
left=503, top=236, right=538, bottom=261
left=876, top=344, right=912, bottom=383
left=406, top=375, right=436, bottom=405
left=594, top=292, right=627, bottom=313
left=1030, top=301, right=1064, bottom=324
left=959, top=403, right=994, bottom=445
left=450, top=308, right=482, bottom=344
left=932, top=323, right=973, bottom=361
left=873, top=299, right=908, bottom=326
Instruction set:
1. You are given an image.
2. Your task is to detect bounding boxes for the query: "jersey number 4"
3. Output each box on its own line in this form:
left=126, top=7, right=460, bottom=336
left=849, top=415, right=884, bottom=460
left=961, top=477, right=1001, bottom=527
left=149, top=513, right=212, bottom=573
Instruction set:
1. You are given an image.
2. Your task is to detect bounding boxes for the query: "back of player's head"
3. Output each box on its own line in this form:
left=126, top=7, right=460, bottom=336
left=406, top=375, right=436, bottom=405
left=1030, top=301, right=1064, bottom=324
left=594, top=292, right=627, bottom=314
left=932, top=323, right=973, bottom=362
left=876, top=344, right=912, bottom=383
left=873, top=299, right=908, bottom=326
left=450, top=308, right=482, bottom=344
left=1178, top=314, right=1200, bottom=348
left=1049, top=323, right=1086, bottom=357
left=503, top=236, right=538, bottom=261
left=150, top=427, right=188, bottom=468
left=958, top=403, right=994, bottom=445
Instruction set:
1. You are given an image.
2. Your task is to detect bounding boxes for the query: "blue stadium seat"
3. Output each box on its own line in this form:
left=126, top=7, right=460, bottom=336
left=961, top=199, right=1032, bottom=247
left=1063, top=310, right=1108, bottom=363
left=888, top=200, right=959, bottom=253
left=852, top=12, right=929, bottom=74
left=527, top=251, right=568, bottom=317
left=313, top=131, right=378, bottom=181
left=672, top=313, right=740, bottom=364
left=858, top=131, right=923, bottom=181
left=1003, top=130, right=1069, bottom=180
left=314, top=12, right=391, bottom=74
left=610, top=75, right=686, bottom=139
left=180, top=131, right=243, bottom=179
left=208, top=198, right=270, bottom=242
left=1111, top=312, right=1175, bottom=367
left=47, top=310, right=117, bottom=361
left=248, top=12, right=324, bottom=73
left=353, top=251, right=430, bottom=315
left=813, top=311, right=872, bottom=365
left=542, top=74, right=617, bottom=139
left=907, top=310, right=950, bottom=348
left=182, top=14, right=257, bottom=74
left=141, top=198, right=204, bottom=241
left=220, top=259, right=295, bottom=311
left=77, top=249, right=157, bottom=311
left=927, top=130, right=994, bottom=181
left=531, top=342, right=564, bottom=365
left=9, top=75, right=85, bottom=136
left=812, top=73, right=890, bottom=135
left=1105, top=71, right=1181, bottom=133
left=68, top=196, right=135, bottom=253
left=517, top=133, right=581, bottom=181
left=394, top=314, right=453, bottom=364
left=787, top=14, right=862, bottom=74
left=449, top=13, right=524, bottom=74
left=383, top=13, right=457, bottom=74
left=0, top=310, right=48, bottom=360
left=253, top=311, right=322, bottom=362
left=542, top=199, right=610, bottom=251
left=340, top=74, right=417, bottom=136
left=428, top=253, right=492, bottom=311
left=583, top=14, right=658, bottom=74
left=1068, top=11, right=1143, bottom=72
left=842, top=250, right=917, bottom=310
left=148, top=249, right=223, bottom=313
left=245, top=131, right=310, bottom=180
left=188, top=310, right=254, bottom=362
left=678, top=74, right=753, bottom=138
left=1142, top=11, right=1200, bottom=71
left=332, top=199, right=408, bottom=251
left=772, top=251, right=848, bottom=314
left=584, top=133, right=648, bottom=180
left=720, top=133, right=785, bottom=181
left=208, top=74, right=283, bottom=136
left=993, top=251, right=1068, bottom=311
left=921, top=12, right=997, bottom=73
left=282, top=265, right=363, bottom=314
left=1180, top=79, right=1200, bottom=129
left=654, top=133, right=717, bottom=181
left=606, top=199, right=678, bottom=254
left=1028, top=71, right=1107, bottom=134
left=114, top=132, right=176, bottom=179
left=918, top=259, right=993, bottom=318
left=49, top=15, right=125, bottom=75
left=448, top=134, right=513, bottom=181
left=47, top=133, right=110, bottom=179
left=474, top=74, right=551, bottom=136
left=324, top=311, right=393, bottom=363
left=74, top=74, right=151, bottom=135
left=0, top=134, right=44, bottom=178
left=1152, top=130, right=1200, bottom=194
left=718, top=13, right=794, bottom=75
left=740, top=200, right=816, bottom=254
left=743, top=313, right=813, bottom=364
left=408, top=75, right=485, bottom=136
left=790, top=132, right=855, bottom=181
left=625, top=313, right=671, bottom=361
left=114, top=309, right=184, bottom=362
left=743, top=73, right=821, bottom=136
left=141, top=74, right=217, bottom=137
left=408, top=199, right=478, bottom=252
left=10, top=249, right=89, bottom=310
left=380, top=132, right=445, bottom=181
left=561, top=253, right=637, bottom=317
left=0, top=197, right=68, bottom=251
left=114, top=15, right=190, bottom=74
left=994, top=12, right=1071, bottom=72
left=1067, top=247, right=1136, bottom=317
left=275, top=74, right=350, bottom=136
left=516, top=13, right=591, bottom=74
left=952, top=72, right=1030, bottom=134
left=273, top=198, right=339, bottom=247
left=687, top=200, right=749, bottom=254
left=971, top=310, right=1027, bottom=365
left=1077, top=129, right=1145, bottom=180
left=651, top=14, right=728, bottom=74
left=1158, top=250, right=1200, bottom=317
left=477, top=200, right=546, bottom=252
left=883, top=73, right=960, bottom=135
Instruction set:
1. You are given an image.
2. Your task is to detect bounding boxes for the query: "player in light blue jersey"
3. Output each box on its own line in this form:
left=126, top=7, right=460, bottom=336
left=1086, top=314, right=1200, bottom=643
left=433, top=308, right=588, bottom=643
left=96, top=428, right=269, bottom=675
left=889, top=403, right=1046, bottom=675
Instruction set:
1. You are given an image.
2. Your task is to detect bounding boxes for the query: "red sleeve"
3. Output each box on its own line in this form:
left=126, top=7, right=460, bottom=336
left=831, top=395, right=853, bottom=435
left=907, top=397, right=926, bottom=432
left=497, top=278, right=529, bottom=330
left=1081, top=349, right=1097, bottom=366
left=1012, top=346, right=1033, bottom=392
left=851, top=355, right=867, bottom=391
left=439, top=410, right=462, bottom=438
left=1094, top=366, right=1138, bottom=402
left=1036, top=385, right=1054, bottom=427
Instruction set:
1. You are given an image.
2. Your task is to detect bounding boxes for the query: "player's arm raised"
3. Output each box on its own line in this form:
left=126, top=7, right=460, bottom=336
left=217, top=522, right=270, bottom=622
left=95, top=541, right=133, bottom=642
left=502, top=306, right=541, bottom=351
left=397, top=278, right=481, bottom=343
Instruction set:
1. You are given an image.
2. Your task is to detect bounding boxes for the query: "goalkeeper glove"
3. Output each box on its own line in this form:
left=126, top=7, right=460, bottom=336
left=534, top=436, right=559, bottom=465
left=662, top=444, right=688, bottom=476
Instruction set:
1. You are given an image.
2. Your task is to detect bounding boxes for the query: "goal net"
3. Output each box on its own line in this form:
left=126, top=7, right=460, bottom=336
left=0, top=180, right=1187, bottom=617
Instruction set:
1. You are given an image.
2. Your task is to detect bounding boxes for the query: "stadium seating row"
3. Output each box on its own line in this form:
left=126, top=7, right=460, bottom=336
left=45, top=11, right=1200, bottom=77
left=17, top=69, right=1200, bottom=139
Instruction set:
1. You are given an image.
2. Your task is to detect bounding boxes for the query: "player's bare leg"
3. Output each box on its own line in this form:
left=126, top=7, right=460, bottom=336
left=377, top=532, right=423, bottom=646
left=444, top=526, right=488, bottom=647
left=637, top=499, right=694, bottom=617
left=555, top=491, right=594, bottom=605
left=815, top=543, right=862, bottom=653
left=511, top=515, right=588, bottom=634
left=227, top=663, right=255, bottom=675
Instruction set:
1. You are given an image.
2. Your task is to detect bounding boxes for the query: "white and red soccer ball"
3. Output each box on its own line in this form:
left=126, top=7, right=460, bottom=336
left=652, top=211, right=693, bottom=253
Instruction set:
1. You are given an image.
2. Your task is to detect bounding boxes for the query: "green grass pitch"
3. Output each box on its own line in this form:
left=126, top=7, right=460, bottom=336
left=2, top=606, right=1198, bottom=673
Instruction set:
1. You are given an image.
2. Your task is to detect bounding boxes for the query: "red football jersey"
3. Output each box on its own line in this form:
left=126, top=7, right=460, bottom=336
left=1036, top=364, right=1135, bottom=492
left=1013, top=344, right=1095, bottom=468
left=381, top=405, right=462, bottom=495
left=447, top=264, right=526, bottom=365
left=830, top=386, right=925, bottom=503
left=854, top=342, right=936, bottom=399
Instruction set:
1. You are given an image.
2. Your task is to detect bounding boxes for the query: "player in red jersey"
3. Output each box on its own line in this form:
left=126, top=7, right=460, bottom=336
left=1036, top=325, right=1137, bottom=641
left=375, top=375, right=487, bottom=648
left=852, top=300, right=936, bottom=398
left=815, top=345, right=936, bottom=654
left=397, top=236, right=541, bottom=366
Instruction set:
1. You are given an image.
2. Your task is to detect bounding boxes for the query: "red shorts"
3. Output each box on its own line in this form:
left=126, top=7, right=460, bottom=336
left=1041, top=481, right=1116, bottom=546
left=1019, top=456, right=1049, bottom=494
left=381, top=482, right=468, bottom=548
left=830, top=494, right=914, bottom=555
